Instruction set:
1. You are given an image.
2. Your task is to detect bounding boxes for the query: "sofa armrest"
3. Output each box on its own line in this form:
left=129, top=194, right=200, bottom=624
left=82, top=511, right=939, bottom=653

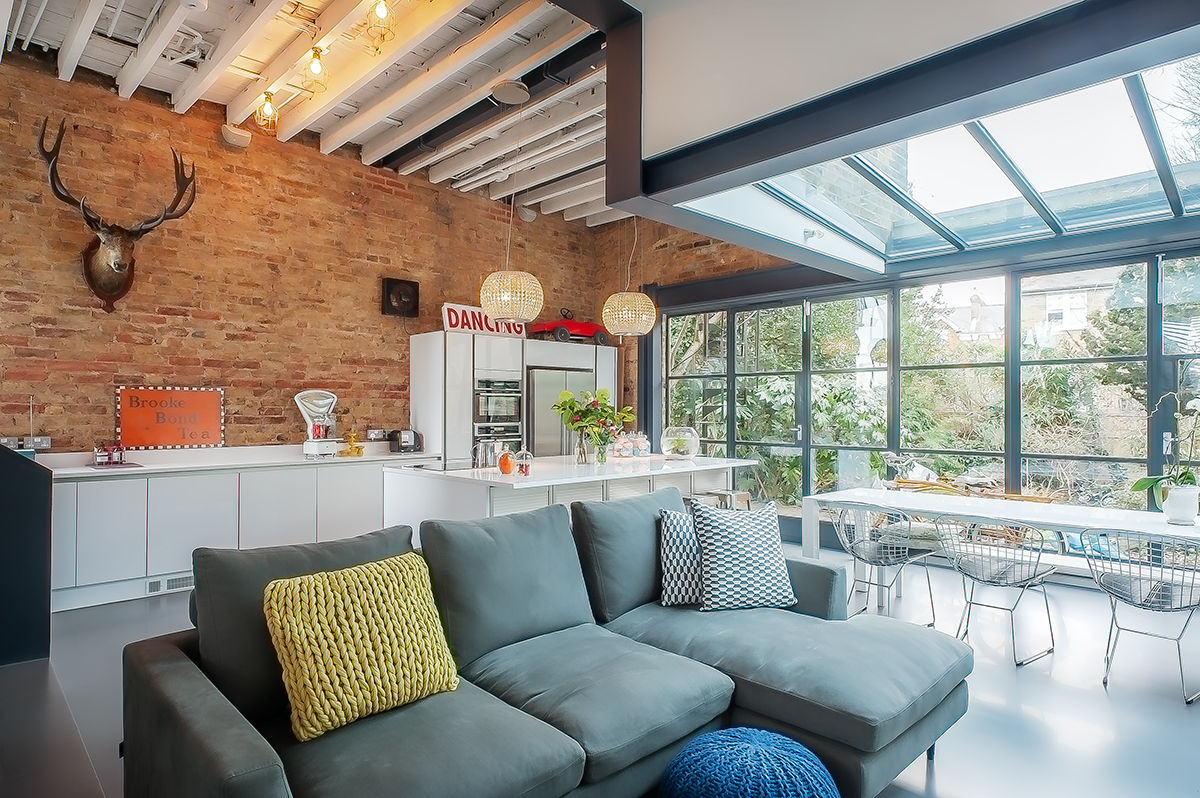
left=123, top=629, right=292, bottom=798
left=785, top=556, right=848, bottom=621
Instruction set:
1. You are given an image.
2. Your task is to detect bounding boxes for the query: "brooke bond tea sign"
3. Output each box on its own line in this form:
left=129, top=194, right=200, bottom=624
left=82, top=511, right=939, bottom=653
left=441, top=303, right=526, bottom=338
left=117, top=386, right=225, bottom=449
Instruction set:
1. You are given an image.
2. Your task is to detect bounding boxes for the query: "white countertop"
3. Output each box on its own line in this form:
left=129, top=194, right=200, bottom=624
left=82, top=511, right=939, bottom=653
left=38, top=443, right=440, bottom=480
left=387, top=455, right=756, bottom=489
left=805, top=487, right=1200, bottom=537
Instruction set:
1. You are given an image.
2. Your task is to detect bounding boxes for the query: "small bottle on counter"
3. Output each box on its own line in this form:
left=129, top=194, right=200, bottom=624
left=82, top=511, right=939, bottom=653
left=514, top=448, right=533, bottom=477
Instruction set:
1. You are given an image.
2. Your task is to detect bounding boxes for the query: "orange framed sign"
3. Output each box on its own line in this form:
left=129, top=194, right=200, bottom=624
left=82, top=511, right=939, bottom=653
left=116, top=386, right=225, bottom=450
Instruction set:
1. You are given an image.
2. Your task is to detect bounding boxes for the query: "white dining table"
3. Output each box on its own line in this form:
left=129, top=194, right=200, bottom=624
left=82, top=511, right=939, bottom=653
left=799, top=487, right=1200, bottom=559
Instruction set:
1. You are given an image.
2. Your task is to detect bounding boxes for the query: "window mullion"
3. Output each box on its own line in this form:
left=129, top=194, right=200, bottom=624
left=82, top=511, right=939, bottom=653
left=1006, top=271, right=1022, bottom=494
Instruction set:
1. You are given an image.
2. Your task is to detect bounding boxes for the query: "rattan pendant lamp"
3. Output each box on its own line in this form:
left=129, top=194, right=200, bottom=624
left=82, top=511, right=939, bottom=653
left=602, top=217, right=657, bottom=336
left=480, top=195, right=544, bottom=323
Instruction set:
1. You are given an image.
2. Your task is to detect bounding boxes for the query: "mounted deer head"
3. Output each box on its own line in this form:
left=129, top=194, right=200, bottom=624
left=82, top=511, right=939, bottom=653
left=37, top=118, right=197, bottom=313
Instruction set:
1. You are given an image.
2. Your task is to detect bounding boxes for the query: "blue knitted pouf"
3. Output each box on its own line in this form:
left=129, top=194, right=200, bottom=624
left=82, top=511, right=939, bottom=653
left=660, top=727, right=840, bottom=798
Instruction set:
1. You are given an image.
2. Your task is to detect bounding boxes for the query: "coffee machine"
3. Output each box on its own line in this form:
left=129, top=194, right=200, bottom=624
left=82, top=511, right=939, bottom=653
left=294, top=390, right=341, bottom=458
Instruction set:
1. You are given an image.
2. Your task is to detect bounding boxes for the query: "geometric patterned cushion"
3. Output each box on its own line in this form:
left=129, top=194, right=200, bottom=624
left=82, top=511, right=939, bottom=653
left=660, top=508, right=702, bottom=606
left=691, top=501, right=797, bottom=611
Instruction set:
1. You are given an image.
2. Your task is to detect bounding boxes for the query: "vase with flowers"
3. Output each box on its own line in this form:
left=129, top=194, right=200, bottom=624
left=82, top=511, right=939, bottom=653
left=551, top=388, right=635, bottom=464
left=1133, top=390, right=1200, bottom=525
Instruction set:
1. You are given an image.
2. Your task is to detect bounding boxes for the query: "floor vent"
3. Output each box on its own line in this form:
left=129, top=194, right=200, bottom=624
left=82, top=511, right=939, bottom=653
left=145, top=574, right=195, bottom=595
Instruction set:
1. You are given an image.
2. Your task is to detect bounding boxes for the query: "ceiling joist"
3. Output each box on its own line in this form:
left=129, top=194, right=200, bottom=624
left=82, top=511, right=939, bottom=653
left=56, top=0, right=106, bottom=80
left=172, top=0, right=293, bottom=113
left=274, top=0, right=476, bottom=142
left=396, top=64, right=605, bottom=175
left=515, top=163, right=604, bottom=205
left=489, top=138, right=603, bottom=198
left=225, top=0, right=373, bottom=124
left=357, top=11, right=592, bottom=164
left=451, top=123, right=604, bottom=192
left=539, top=179, right=605, bottom=214
left=586, top=208, right=630, bottom=227
left=428, top=81, right=604, bottom=183
left=0, top=0, right=13, bottom=64
left=562, top=196, right=608, bottom=222
left=321, top=0, right=547, bottom=154
left=116, top=0, right=194, bottom=98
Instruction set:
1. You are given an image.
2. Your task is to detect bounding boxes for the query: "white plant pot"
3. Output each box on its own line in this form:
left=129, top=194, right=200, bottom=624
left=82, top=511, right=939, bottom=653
left=1162, top=485, right=1200, bottom=526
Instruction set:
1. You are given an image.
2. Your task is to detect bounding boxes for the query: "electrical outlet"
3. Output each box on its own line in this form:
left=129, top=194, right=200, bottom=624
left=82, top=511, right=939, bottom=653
left=22, top=436, right=51, bottom=451
left=0, top=437, right=19, bottom=449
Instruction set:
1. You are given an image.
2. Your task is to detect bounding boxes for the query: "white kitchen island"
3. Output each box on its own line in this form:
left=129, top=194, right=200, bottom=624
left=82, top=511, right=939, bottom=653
left=384, top=455, right=755, bottom=543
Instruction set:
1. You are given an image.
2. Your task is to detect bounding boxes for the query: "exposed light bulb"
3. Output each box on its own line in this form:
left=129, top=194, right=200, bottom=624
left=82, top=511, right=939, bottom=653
left=309, top=51, right=323, bottom=75
left=373, top=0, right=388, bottom=19
left=262, top=100, right=275, bottom=115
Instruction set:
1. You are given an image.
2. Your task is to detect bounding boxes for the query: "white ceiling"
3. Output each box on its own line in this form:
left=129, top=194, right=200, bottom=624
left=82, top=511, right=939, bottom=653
left=1, top=0, right=628, bottom=226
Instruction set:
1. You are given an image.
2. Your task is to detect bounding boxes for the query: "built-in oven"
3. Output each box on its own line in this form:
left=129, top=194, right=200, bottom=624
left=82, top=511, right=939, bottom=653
left=474, top=378, right=522, bottom=425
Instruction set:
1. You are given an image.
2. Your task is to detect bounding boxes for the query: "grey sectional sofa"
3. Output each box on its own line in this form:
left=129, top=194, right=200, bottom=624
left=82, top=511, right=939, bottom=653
left=123, top=487, right=972, bottom=798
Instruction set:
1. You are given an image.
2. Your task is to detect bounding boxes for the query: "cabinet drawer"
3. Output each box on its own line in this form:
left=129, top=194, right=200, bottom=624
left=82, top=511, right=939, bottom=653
left=51, top=482, right=78, bottom=589
left=490, top=487, right=551, bottom=516
left=148, top=473, right=239, bottom=575
left=605, top=477, right=652, bottom=501
left=240, top=469, right=317, bottom=549
left=550, top=482, right=605, bottom=507
left=317, top=464, right=384, bottom=542
left=76, top=478, right=148, bottom=586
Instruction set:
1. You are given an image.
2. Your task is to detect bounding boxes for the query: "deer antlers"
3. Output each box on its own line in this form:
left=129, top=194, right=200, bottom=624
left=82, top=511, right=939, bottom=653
left=36, top=117, right=197, bottom=238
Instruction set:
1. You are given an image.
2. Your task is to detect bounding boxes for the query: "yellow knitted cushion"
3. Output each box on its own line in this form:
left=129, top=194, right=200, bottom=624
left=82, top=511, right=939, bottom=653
left=262, top=552, right=460, bottom=741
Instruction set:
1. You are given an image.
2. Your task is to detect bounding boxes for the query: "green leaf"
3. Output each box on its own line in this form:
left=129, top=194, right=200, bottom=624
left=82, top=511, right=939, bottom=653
left=1131, top=475, right=1168, bottom=492
left=556, top=390, right=573, bottom=402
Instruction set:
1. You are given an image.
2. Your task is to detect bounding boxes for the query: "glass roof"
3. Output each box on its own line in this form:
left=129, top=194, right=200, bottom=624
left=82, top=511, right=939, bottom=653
left=679, top=51, right=1200, bottom=273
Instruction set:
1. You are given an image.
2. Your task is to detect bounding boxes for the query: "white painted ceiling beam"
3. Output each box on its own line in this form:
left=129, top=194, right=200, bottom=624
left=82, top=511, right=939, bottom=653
left=586, top=208, right=631, bottom=227
left=357, top=12, right=592, bottom=164
left=451, top=123, right=604, bottom=192
left=539, top=180, right=604, bottom=214
left=56, top=0, right=106, bottom=79
left=489, top=139, right=604, bottom=199
left=172, top=0, right=293, bottom=113
left=0, top=0, right=13, bottom=64
left=116, top=0, right=195, bottom=99
left=562, top=197, right=608, bottom=222
left=396, top=65, right=605, bottom=175
left=428, top=82, right=604, bottom=183
left=322, top=0, right=545, bottom=154
left=225, top=0, right=372, bottom=124
left=515, top=164, right=604, bottom=205
left=274, top=0, right=474, bottom=142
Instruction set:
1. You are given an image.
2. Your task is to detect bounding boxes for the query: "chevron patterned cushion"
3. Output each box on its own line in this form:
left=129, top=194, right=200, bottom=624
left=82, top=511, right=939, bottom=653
left=691, top=502, right=797, bottom=611
left=660, top=508, right=703, bottom=606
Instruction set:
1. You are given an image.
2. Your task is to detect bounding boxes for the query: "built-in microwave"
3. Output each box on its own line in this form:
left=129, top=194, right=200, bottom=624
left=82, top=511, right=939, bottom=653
left=474, top=378, right=522, bottom=425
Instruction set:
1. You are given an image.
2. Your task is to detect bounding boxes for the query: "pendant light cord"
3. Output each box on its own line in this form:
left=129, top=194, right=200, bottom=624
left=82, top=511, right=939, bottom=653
left=504, top=194, right=515, bottom=271
left=624, top=217, right=638, bottom=291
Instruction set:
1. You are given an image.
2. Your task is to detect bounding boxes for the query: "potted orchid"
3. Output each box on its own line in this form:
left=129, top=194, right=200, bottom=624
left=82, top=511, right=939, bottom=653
left=1133, top=393, right=1200, bottom=525
left=551, top=388, right=635, bottom=464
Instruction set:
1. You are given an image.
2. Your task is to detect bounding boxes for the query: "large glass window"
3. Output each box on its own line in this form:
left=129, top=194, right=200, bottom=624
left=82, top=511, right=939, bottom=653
left=1162, top=255, right=1200, bottom=355
left=1019, top=265, right=1148, bottom=507
left=666, top=312, right=728, bottom=454
left=810, top=295, right=889, bottom=493
left=899, top=276, right=1006, bottom=482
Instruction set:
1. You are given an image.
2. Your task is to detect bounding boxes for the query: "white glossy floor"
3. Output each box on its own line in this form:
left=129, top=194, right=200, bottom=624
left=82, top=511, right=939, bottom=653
left=50, top=550, right=1200, bottom=798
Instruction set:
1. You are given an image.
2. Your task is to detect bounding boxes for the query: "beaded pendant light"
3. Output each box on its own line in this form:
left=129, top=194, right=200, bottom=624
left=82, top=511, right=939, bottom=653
left=602, top=218, right=657, bottom=336
left=480, top=197, right=544, bottom=323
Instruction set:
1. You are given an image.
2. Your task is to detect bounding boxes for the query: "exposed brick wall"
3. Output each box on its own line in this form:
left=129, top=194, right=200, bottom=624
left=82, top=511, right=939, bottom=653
left=0, top=53, right=597, bottom=451
left=592, top=217, right=790, bottom=412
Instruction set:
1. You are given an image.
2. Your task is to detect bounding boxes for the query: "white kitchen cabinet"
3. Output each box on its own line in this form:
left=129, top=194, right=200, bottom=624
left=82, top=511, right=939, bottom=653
left=147, top=473, right=239, bottom=575
left=239, top=468, right=317, bottom=549
left=524, top=339, right=596, bottom=370
left=445, top=332, right=475, bottom=469
left=76, top=478, right=148, bottom=586
left=474, top=335, right=523, bottom=375
left=51, top=482, right=77, bottom=589
left=317, top=464, right=384, bottom=542
left=596, top=345, right=618, bottom=397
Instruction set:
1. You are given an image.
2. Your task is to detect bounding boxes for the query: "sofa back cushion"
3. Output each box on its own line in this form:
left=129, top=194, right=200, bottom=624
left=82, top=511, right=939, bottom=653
left=421, top=504, right=594, bottom=667
left=192, top=526, right=413, bottom=724
left=570, top=488, right=686, bottom=622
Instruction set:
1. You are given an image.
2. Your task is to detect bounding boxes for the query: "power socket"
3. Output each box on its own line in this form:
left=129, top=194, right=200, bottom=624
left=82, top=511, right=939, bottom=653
left=0, top=437, right=19, bottom=449
left=22, top=436, right=51, bottom=451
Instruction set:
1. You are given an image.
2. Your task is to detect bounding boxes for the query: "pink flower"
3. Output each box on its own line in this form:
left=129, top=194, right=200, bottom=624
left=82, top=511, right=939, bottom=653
left=573, top=415, right=580, bottom=422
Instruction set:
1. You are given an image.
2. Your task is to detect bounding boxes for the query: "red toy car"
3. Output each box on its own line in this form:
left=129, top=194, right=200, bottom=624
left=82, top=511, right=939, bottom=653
left=528, top=308, right=610, bottom=346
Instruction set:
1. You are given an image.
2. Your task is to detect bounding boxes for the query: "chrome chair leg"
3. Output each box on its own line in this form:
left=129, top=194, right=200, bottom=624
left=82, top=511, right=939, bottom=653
left=956, top=578, right=974, bottom=641
left=1011, top=583, right=1054, bottom=667
left=922, top=561, right=937, bottom=629
left=1102, top=598, right=1119, bottom=688
left=1176, top=609, right=1199, bottom=705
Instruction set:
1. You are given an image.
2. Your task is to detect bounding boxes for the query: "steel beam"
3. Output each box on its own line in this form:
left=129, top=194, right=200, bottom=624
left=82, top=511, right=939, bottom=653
left=965, top=120, right=1066, bottom=236
left=1125, top=73, right=1185, bottom=217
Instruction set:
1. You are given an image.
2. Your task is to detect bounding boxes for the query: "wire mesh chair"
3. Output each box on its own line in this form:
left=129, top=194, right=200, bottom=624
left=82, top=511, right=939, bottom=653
left=833, top=503, right=936, bottom=627
left=1079, top=530, right=1200, bottom=704
left=935, top=515, right=1056, bottom=666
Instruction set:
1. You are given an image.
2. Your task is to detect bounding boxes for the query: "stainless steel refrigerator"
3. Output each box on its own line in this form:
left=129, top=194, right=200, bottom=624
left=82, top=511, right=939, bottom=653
left=527, top=368, right=596, bottom=457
